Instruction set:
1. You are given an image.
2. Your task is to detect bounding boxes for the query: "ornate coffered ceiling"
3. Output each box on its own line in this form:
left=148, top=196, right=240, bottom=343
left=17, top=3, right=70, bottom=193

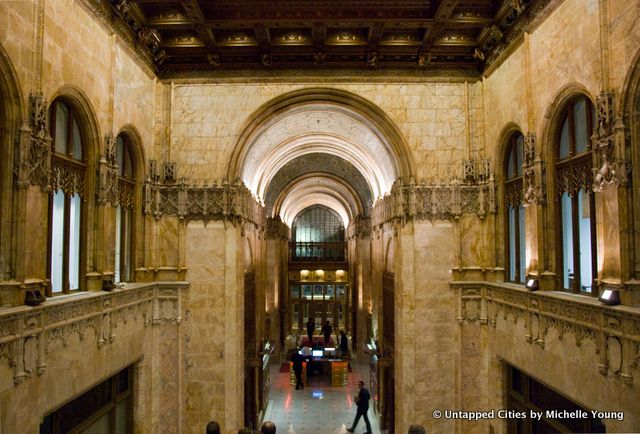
left=105, top=0, right=549, bottom=78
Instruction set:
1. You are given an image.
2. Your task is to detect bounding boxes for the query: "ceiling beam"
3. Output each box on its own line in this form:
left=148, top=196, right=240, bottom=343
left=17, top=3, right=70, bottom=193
left=421, top=0, right=460, bottom=51
left=179, top=0, right=217, bottom=51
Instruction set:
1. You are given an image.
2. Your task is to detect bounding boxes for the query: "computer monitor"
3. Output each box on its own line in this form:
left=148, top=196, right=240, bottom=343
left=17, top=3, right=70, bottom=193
left=312, top=349, right=323, bottom=358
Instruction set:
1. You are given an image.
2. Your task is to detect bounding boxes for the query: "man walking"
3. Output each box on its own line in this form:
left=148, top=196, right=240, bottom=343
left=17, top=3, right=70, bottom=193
left=291, top=346, right=305, bottom=390
left=346, top=380, right=372, bottom=434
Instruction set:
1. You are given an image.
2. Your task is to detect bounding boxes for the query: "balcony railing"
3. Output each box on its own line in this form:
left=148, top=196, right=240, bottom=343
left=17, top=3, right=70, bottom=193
left=289, top=242, right=347, bottom=262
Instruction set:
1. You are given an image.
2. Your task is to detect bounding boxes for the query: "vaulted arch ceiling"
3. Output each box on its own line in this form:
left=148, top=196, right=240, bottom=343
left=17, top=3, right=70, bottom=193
left=264, top=153, right=372, bottom=217
left=274, top=174, right=363, bottom=227
left=242, top=103, right=398, bottom=202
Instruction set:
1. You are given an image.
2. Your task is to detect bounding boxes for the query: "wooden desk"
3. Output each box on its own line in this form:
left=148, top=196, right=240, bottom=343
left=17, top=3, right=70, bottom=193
left=289, top=359, right=348, bottom=386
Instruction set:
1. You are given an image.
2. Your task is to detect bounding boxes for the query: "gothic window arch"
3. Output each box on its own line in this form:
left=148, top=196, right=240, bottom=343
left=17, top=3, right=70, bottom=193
left=555, top=95, right=597, bottom=294
left=48, top=99, right=86, bottom=294
left=504, top=131, right=526, bottom=283
left=114, top=134, right=135, bottom=282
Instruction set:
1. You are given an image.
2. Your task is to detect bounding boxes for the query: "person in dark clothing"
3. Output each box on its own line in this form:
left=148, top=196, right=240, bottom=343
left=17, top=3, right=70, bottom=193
left=305, top=317, right=315, bottom=344
left=205, top=421, right=221, bottom=434
left=346, top=380, right=372, bottom=434
left=291, top=346, right=305, bottom=389
left=260, top=421, right=277, bottom=433
left=339, top=330, right=348, bottom=355
left=321, top=320, right=333, bottom=346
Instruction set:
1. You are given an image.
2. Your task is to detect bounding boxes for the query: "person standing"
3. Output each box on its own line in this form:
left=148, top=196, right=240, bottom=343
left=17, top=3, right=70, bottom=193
left=305, top=317, right=315, bottom=345
left=346, top=380, right=372, bottom=434
left=321, top=320, right=333, bottom=346
left=339, top=330, right=349, bottom=355
left=291, top=346, right=305, bottom=390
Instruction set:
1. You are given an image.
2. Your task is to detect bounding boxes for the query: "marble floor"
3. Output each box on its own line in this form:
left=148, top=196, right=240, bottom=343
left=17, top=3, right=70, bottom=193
left=262, top=356, right=382, bottom=434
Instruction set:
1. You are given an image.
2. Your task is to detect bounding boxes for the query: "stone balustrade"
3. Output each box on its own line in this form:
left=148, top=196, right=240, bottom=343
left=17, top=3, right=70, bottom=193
left=0, top=281, right=189, bottom=386
left=451, top=281, right=640, bottom=386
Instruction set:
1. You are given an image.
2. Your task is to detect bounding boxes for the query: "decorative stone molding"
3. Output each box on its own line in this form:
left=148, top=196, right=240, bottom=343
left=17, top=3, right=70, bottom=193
left=592, top=91, right=629, bottom=191
left=372, top=161, right=495, bottom=226
left=347, top=216, right=371, bottom=239
left=266, top=217, right=289, bottom=240
left=97, top=135, right=118, bottom=205
left=452, top=281, right=640, bottom=386
left=0, top=282, right=187, bottom=386
left=522, top=132, right=546, bottom=205
left=15, top=93, right=51, bottom=190
left=144, top=161, right=265, bottom=226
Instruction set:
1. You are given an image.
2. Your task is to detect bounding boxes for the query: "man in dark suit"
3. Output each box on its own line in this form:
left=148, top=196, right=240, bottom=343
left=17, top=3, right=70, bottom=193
left=346, top=380, right=372, bottom=434
left=291, top=346, right=305, bottom=390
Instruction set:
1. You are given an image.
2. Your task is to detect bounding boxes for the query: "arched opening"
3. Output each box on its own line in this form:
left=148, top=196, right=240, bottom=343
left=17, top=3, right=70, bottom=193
left=233, top=88, right=410, bottom=433
left=0, top=42, right=24, bottom=283
left=114, top=125, right=146, bottom=282
left=46, top=86, right=100, bottom=295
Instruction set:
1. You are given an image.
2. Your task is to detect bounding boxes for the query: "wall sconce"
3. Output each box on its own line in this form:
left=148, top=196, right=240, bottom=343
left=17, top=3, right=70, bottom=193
left=525, top=277, right=539, bottom=291
left=315, top=269, right=324, bottom=280
left=599, top=289, right=620, bottom=306
left=300, top=270, right=309, bottom=280
left=336, top=269, right=345, bottom=280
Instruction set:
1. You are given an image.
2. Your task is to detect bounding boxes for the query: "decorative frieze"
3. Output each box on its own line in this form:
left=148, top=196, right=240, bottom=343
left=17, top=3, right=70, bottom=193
left=144, top=161, right=265, bottom=226
left=453, top=282, right=640, bottom=386
left=0, top=282, right=187, bottom=386
left=372, top=161, right=496, bottom=226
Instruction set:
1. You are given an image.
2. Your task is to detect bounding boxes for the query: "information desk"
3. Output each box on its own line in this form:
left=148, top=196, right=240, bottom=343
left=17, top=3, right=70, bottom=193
left=289, top=359, right=349, bottom=387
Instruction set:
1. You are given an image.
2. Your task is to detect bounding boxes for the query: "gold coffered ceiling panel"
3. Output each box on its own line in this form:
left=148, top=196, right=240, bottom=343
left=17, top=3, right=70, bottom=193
left=107, top=0, right=551, bottom=77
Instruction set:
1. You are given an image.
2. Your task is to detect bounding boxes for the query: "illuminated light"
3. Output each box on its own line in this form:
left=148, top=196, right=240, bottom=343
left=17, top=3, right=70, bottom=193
left=599, top=289, right=620, bottom=306
left=336, top=269, right=345, bottom=278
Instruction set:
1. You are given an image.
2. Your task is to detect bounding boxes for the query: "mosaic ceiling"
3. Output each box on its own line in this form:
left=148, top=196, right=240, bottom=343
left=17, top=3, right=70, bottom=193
left=107, top=0, right=548, bottom=77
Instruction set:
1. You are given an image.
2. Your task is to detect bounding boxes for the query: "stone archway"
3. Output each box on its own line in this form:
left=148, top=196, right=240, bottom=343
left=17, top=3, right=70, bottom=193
left=230, top=87, right=413, bottom=431
left=0, top=42, right=25, bottom=287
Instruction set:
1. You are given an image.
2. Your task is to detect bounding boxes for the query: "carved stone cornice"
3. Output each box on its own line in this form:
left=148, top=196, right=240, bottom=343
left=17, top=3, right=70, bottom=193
left=372, top=160, right=496, bottom=226
left=266, top=217, right=289, bottom=240
left=0, top=282, right=188, bottom=386
left=14, top=93, right=51, bottom=190
left=592, top=91, right=630, bottom=191
left=452, top=281, right=640, bottom=386
left=143, top=161, right=266, bottom=226
left=347, top=216, right=371, bottom=240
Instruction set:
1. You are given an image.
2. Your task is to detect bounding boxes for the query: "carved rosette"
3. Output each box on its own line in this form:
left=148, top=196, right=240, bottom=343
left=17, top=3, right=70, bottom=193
left=592, top=91, right=628, bottom=191
left=15, top=93, right=51, bottom=190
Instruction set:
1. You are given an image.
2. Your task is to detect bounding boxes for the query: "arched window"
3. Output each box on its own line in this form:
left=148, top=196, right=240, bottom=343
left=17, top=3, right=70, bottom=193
left=555, top=95, right=597, bottom=294
left=48, top=99, right=85, bottom=294
left=504, top=132, right=526, bottom=283
left=115, top=134, right=135, bottom=282
left=293, top=205, right=344, bottom=243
